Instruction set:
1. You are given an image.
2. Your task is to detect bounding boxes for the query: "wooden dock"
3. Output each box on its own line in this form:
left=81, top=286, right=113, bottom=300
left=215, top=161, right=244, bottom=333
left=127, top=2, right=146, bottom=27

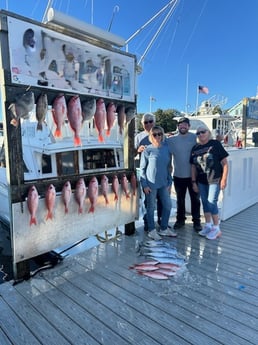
left=1, top=204, right=258, bottom=345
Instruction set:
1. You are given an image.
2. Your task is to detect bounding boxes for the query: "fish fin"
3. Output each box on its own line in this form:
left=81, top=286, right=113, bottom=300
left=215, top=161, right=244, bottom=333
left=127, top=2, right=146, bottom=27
left=10, top=118, right=18, bottom=127
left=74, top=136, right=82, bottom=146
left=30, top=217, right=37, bottom=226
left=54, top=129, right=62, bottom=138
left=98, top=134, right=104, bottom=142
left=37, top=123, right=43, bottom=131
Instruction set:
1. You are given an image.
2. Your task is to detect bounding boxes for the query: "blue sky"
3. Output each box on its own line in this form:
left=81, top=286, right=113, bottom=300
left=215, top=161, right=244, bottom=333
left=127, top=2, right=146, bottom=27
left=2, top=0, right=258, bottom=114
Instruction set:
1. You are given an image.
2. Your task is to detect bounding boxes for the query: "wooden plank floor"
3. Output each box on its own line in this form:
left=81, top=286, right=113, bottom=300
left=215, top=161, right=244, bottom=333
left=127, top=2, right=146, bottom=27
left=1, top=204, right=258, bottom=345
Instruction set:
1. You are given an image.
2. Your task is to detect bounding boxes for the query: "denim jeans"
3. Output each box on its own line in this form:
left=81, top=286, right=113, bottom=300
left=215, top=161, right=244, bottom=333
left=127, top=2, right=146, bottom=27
left=173, top=176, right=201, bottom=224
left=145, top=186, right=172, bottom=231
left=198, top=182, right=220, bottom=215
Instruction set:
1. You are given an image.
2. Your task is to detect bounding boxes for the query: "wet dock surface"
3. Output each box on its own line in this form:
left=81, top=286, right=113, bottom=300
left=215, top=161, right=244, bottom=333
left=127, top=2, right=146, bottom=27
left=0, top=204, right=258, bottom=344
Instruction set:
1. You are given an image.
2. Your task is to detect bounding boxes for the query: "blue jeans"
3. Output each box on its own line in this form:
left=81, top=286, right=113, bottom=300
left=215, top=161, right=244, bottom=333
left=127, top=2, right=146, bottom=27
left=145, top=186, right=172, bottom=231
left=198, top=182, right=220, bottom=215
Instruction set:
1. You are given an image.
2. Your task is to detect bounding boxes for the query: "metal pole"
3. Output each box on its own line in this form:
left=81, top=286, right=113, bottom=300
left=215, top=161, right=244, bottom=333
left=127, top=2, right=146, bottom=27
left=108, top=5, right=119, bottom=32
left=125, top=0, right=178, bottom=45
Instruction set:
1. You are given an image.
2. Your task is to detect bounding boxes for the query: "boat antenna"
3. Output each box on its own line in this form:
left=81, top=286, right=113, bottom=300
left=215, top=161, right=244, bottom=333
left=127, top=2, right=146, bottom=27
left=137, top=0, right=179, bottom=66
left=108, top=5, right=119, bottom=32
left=125, top=0, right=179, bottom=45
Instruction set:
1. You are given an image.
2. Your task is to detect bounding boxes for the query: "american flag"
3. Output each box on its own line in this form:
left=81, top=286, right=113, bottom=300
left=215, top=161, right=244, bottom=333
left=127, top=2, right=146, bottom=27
left=198, top=85, right=209, bottom=94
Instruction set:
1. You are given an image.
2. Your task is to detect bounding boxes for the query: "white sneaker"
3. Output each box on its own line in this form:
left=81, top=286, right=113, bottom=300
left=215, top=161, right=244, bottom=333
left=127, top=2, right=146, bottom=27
left=159, top=228, right=177, bottom=237
left=199, top=225, right=212, bottom=236
left=206, top=227, right=222, bottom=240
left=148, top=229, right=162, bottom=240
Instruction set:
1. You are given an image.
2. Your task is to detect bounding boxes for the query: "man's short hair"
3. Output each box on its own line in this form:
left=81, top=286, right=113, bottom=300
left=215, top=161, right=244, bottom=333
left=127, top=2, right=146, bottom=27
left=141, top=112, right=155, bottom=124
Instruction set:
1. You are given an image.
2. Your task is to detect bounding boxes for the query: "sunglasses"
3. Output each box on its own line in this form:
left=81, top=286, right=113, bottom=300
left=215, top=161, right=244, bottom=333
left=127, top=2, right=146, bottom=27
left=144, top=120, right=154, bottom=124
left=196, top=130, right=207, bottom=136
left=152, top=132, right=163, bottom=137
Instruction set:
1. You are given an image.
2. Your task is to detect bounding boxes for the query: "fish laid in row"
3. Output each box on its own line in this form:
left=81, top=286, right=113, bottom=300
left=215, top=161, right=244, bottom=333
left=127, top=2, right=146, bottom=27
left=26, top=172, right=136, bottom=225
left=129, top=260, right=183, bottom=280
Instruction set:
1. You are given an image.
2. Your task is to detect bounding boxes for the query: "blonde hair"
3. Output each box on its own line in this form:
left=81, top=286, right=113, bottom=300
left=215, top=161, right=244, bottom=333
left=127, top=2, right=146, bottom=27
left=149, top=125, right=165, bottom=144
left=196, top=125, right=212, bottom=142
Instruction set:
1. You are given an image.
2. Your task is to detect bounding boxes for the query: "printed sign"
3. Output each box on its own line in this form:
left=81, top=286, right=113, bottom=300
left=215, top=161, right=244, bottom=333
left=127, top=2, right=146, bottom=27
left=8, top=16, right=135, bottom=102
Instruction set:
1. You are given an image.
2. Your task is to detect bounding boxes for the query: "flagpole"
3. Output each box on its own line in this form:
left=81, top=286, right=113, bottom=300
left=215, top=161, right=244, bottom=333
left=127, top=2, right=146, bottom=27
left=185, top=63, right=189, bottom=115
left=195, top=84, right=199, bottom=116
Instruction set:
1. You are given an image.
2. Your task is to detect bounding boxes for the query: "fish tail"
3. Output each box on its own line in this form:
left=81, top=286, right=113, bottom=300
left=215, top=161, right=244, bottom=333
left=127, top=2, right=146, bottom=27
left=37, top=123, right=43, bottom=131
left=98, top=133, right=104, bottom=142
left=30, top=217, right=37, bottom=226
left=54, top=129, right=62, bottom=138
left=74, top=136, right=82, bottom=146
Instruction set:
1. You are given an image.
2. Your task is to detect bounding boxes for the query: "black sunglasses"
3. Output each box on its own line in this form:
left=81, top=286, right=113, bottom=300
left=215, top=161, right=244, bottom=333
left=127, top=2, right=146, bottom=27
left=196, top=130, right=207, bottom=136
left=152, top=132, right=163, bottom=137
left=144, top=120, right=154, bottom=124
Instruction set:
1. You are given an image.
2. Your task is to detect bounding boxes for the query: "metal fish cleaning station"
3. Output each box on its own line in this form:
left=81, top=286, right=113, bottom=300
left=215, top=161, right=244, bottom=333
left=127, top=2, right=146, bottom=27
left=0, top=3, right=258, bottom=344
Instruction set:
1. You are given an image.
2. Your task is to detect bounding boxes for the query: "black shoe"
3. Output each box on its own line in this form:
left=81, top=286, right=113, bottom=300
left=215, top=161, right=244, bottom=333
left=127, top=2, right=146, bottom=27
left=173, top=221, right=185, bottom=229
left=193, top=223, right=202, bottom=232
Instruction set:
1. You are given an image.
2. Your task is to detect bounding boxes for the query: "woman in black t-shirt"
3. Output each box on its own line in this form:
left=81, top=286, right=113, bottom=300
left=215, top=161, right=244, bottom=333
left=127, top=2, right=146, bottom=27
left=190, top=126, right=229, bottom=240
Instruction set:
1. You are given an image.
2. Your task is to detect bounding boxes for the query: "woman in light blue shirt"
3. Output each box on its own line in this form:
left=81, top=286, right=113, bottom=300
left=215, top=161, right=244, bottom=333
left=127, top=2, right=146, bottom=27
left=140, top=125, right=177, bottom=240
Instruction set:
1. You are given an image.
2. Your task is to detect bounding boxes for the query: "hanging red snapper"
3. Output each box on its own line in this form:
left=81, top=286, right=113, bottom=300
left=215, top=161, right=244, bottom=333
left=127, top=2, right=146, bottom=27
left=27, top=185, right=39, bottom=226
left=75, top=178, right=86, bottom=214
left=52, top=94, right=67, bottom=138
left=101, top=175, right=109, bottom=205
left=106, top=102, right=116, bottom=136
left=45, top=184, right=56, bottom=220
left=62, top=181, right=72, bottom=214
left=94, top=98, right=106, bottom=142
left=112, top=175, right=119, bottom=201
left=67, top=95, right=82, bottom=146
left=88, top=176, right=99, bottom=213
left=121, top=174, right=130, bottom=199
